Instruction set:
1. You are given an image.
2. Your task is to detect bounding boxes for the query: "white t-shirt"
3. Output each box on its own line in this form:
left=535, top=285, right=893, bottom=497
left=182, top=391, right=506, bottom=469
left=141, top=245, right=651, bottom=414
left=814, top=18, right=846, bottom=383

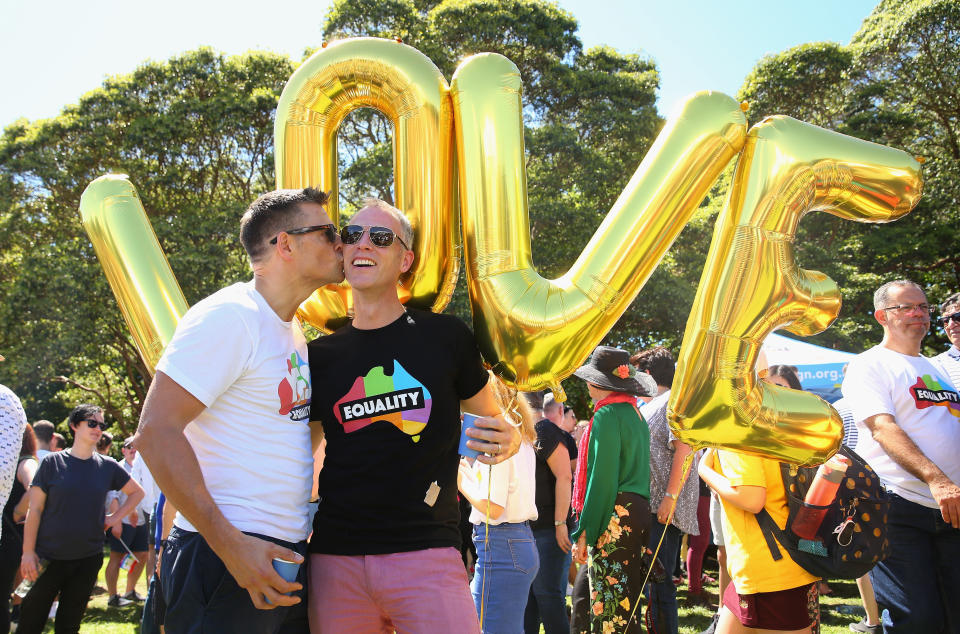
left=841, top=345, right=960, bottom=508
left=0, top=385, right=27, bottom=540
left=932, top=345, right=960, bottom=394
left=156, top=281, right=314, bottom=542
left=107, top=459, right=146, bottom=527
left=131, top=452, right=160, bottom=513
left=464, top=441, right=538, bottom=525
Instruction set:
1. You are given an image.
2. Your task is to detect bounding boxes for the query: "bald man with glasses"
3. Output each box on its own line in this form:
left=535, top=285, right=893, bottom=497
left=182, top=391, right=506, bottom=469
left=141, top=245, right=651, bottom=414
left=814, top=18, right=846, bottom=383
left=840, top=279, right=960, bottom=633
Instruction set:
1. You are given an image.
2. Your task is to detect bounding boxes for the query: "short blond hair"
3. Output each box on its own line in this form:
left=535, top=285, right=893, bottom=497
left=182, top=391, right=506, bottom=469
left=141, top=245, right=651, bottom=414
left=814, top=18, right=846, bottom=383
left=359, top=198, right=414, bottom=249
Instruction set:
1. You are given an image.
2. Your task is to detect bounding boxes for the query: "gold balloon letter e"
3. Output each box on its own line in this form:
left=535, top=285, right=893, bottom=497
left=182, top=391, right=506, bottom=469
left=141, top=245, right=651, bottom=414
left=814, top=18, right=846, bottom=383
left=668, top=117, right=922, bottom=465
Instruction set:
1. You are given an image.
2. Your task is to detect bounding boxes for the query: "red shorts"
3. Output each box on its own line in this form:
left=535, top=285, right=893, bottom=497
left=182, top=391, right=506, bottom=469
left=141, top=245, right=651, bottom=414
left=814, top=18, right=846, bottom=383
left=722, top=579, right=813, bottom=630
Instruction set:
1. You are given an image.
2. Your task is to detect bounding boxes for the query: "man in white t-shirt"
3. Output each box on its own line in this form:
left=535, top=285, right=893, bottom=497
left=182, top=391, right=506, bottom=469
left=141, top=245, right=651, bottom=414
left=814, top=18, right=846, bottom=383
left=840, top=279, right=960, bottom=633
left=932, top=291, right=960, bottom=391
left=136, top=188, right=344, bottom=634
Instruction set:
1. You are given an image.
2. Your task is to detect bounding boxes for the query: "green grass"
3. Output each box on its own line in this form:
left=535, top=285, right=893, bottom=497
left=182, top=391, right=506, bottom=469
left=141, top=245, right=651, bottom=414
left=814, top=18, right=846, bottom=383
left=675, top=576, right=867, bottom=634
left=35, top=554, right=870, bottom=633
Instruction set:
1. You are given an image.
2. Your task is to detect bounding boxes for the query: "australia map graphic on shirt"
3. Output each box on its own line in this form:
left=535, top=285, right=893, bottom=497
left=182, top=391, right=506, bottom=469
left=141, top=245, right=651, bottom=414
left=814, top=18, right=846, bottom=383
left=909, top=373, right=960, bottom=418
left=334, top=361, right=432, bottom=442
left=278, top=351, right=311, bottom=421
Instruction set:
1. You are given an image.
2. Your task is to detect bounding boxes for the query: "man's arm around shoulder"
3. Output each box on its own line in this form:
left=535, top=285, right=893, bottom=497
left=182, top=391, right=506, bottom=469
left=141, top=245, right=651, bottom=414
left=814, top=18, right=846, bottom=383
left=864, top=412, right=960, bottom=528
left=135, top=371, right=303, bottom=609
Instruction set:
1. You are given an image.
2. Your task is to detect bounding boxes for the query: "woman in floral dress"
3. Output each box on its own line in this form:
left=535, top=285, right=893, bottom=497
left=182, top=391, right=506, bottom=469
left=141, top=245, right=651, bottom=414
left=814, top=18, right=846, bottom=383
left=570, top=346, right=657, bottom=634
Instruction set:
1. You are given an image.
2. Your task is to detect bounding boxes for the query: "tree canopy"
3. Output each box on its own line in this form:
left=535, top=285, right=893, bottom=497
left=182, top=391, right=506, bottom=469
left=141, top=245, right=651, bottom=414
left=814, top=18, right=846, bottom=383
left=0, top=0, right=957, bottom=425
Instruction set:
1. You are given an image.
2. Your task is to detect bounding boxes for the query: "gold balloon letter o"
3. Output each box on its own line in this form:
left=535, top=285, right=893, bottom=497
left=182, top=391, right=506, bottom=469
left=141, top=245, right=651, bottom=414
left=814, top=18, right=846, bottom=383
left=275, top=38, right=459, bottom=331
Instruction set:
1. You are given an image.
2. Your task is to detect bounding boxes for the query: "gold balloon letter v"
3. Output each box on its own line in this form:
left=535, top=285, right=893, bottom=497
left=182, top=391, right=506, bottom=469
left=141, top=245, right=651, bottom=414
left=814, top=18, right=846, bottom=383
left=451, top=53, right=747, bottom=399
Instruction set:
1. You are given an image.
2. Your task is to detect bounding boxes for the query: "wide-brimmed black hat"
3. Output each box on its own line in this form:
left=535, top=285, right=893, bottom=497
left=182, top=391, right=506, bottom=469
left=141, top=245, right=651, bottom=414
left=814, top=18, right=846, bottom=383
left=573, top=346, right=657, bottom=397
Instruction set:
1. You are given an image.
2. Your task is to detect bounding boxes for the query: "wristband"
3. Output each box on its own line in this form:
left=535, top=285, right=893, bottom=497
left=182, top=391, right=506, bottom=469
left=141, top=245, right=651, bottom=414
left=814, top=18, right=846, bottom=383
left=554, top=520, right=565, bottom=527
left=664, top=491, right=678, bottom=500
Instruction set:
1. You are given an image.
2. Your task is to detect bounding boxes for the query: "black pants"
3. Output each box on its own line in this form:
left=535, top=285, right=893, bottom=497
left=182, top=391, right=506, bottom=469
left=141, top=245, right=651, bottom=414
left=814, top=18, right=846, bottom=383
left=583, top=493, right=651, bottom=634
left=0, top=522, right=22, bottom=632
left=570, top=559, right=591, bottom=634
left=161, top=527, right=308, bottom=634
left=18, top=553, right=103, bottom=634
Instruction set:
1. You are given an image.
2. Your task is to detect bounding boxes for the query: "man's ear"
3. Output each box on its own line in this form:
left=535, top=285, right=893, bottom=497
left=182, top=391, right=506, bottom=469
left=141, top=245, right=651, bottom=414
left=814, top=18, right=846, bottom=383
left=874, top=308, right=887, bottom=326
left=400, top=248, right=415, bottom=274
left=273, top=233, right=296, bottom=262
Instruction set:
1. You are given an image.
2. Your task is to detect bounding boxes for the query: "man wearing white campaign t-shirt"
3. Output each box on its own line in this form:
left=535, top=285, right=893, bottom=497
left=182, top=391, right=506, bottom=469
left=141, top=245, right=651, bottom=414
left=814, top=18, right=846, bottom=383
left=136, top=188, right=344, bottom=634
left=841, top=279, right=960, bottom=634
left=932, top=292, right=960, bottom=392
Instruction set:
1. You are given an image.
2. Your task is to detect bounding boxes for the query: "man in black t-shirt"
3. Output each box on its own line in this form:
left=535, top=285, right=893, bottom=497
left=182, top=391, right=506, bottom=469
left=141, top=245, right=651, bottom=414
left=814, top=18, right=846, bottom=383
left=307, top=199, right=521, bottom=633
left=525, top=393, right=577, bottom=633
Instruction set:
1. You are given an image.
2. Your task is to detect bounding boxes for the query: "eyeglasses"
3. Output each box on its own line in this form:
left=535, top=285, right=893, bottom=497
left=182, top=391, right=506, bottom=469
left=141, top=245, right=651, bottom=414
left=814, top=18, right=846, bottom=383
left=340, top=225, right=409, bottom=250
left=880, top=303, right=931, bottom=315
left=84, top=420, right=109, bottom=431
left=940, top=311, right=960, bottom=327
left=268, top=224, right=337, bottom=245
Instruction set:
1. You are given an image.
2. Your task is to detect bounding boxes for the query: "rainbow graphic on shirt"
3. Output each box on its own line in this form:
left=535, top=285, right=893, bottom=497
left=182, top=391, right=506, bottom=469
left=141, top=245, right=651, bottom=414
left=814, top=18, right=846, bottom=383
left=334, top=361, right=432, bottom=442
left=909, top=374, right=960, bottom=418
left=278, top=351, right=311, bottom=421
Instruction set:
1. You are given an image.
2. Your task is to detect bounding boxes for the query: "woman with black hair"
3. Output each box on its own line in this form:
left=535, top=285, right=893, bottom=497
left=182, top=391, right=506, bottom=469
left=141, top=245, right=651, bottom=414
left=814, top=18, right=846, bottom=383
left=18, top=404, right=144, bottom=634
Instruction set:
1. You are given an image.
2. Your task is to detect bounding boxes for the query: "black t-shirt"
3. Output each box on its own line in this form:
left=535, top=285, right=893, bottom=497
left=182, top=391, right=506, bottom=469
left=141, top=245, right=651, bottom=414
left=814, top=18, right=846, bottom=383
left=531, top=419, right=578, bottom=531
left=307, top=308, right=489, bottom=555
left=32, top=451, right=130, bottom=560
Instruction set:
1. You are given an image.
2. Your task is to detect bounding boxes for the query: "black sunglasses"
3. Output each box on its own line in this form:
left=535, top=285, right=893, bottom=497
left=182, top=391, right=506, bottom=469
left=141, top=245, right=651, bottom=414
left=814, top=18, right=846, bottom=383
left=340, top=225, right=409, bottom=250
left=83, top=419, right=109, bottom=431
left=940, top=311, right=960, bottom=327
left=268, top=224, right=337, bottom=245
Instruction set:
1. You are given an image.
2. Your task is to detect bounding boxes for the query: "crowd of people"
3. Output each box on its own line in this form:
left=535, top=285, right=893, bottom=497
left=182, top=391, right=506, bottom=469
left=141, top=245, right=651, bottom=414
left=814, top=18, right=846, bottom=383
left=0, top=190, right=956, bottom=634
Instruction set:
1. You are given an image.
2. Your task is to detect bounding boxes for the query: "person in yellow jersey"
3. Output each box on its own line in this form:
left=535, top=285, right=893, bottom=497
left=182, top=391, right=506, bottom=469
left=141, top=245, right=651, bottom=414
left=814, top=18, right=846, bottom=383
left=698, top=364, right=818, bottom=634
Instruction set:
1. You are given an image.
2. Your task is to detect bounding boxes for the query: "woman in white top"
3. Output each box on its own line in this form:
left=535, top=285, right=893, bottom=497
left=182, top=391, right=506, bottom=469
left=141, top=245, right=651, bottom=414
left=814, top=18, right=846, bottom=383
left=458, top=375, right=539, bottom=634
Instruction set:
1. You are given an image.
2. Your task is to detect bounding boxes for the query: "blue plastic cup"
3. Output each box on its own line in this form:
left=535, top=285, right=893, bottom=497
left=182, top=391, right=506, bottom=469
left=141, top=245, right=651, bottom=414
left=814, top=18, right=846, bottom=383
left=458, top=413, right=483, bottom=458
left=267, top=557, right=301, bottom=602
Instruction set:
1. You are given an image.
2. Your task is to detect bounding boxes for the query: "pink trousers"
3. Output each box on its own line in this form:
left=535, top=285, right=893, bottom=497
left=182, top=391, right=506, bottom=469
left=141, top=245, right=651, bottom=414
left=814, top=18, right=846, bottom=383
left=309, top=547, right=480, bottom=633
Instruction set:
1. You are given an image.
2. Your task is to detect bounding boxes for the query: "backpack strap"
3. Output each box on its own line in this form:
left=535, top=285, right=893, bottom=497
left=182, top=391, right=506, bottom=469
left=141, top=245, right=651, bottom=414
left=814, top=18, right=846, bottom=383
left=754, top=508, right=786, bottom=562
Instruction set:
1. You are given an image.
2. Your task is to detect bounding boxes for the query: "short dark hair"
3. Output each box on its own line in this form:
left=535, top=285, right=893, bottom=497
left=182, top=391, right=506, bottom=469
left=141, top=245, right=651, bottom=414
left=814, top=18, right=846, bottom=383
left=68, top=404, right=103, bottom=438
left=767, top=365, right=803, bottom=390
left=51, top=433, right=66, bottom=451
left=630, top=346, right=675, bottom=388
left=239, top=187, right=331, bottom=262
left=32, top=420, right=54, bottom=444
left=940, top=292, right=960, bottom=315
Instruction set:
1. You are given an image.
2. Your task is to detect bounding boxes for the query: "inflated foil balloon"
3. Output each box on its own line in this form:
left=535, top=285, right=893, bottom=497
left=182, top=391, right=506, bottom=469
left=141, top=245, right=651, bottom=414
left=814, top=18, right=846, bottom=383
left=451, top=53, right=747, bottom=399
left=79, top=175, right=190, bottom=374
left=274, top=38, right=458, bottom=332
left=668, top=116, right=923, bottom=466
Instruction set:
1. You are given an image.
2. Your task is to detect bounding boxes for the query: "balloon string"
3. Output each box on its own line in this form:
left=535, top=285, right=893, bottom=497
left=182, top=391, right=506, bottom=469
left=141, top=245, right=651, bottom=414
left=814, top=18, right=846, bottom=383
left=626, top=451, right=695, bottom=629
left=479, top=462, right=492, bottom=630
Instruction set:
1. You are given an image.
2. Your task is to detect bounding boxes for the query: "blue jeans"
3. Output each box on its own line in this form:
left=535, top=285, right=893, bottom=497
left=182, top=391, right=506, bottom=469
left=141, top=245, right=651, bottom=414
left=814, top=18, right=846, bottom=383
left=524, top=527, right=572, bottom=634
left=472, top=522, right=539, bottom=634
left=645, top=517, right=681, bottom=634
left=870, top=493, right=960, bottom=633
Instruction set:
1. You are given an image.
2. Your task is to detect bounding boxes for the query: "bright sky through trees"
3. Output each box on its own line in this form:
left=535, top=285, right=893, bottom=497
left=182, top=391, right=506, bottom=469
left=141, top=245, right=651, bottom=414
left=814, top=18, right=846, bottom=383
left=0, top=0, right=876, bottom=127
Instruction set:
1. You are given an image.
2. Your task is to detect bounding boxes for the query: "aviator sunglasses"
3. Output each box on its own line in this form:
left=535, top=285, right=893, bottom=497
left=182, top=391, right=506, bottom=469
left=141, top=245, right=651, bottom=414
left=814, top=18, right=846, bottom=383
left=340, top=225, right=409, bottom=250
